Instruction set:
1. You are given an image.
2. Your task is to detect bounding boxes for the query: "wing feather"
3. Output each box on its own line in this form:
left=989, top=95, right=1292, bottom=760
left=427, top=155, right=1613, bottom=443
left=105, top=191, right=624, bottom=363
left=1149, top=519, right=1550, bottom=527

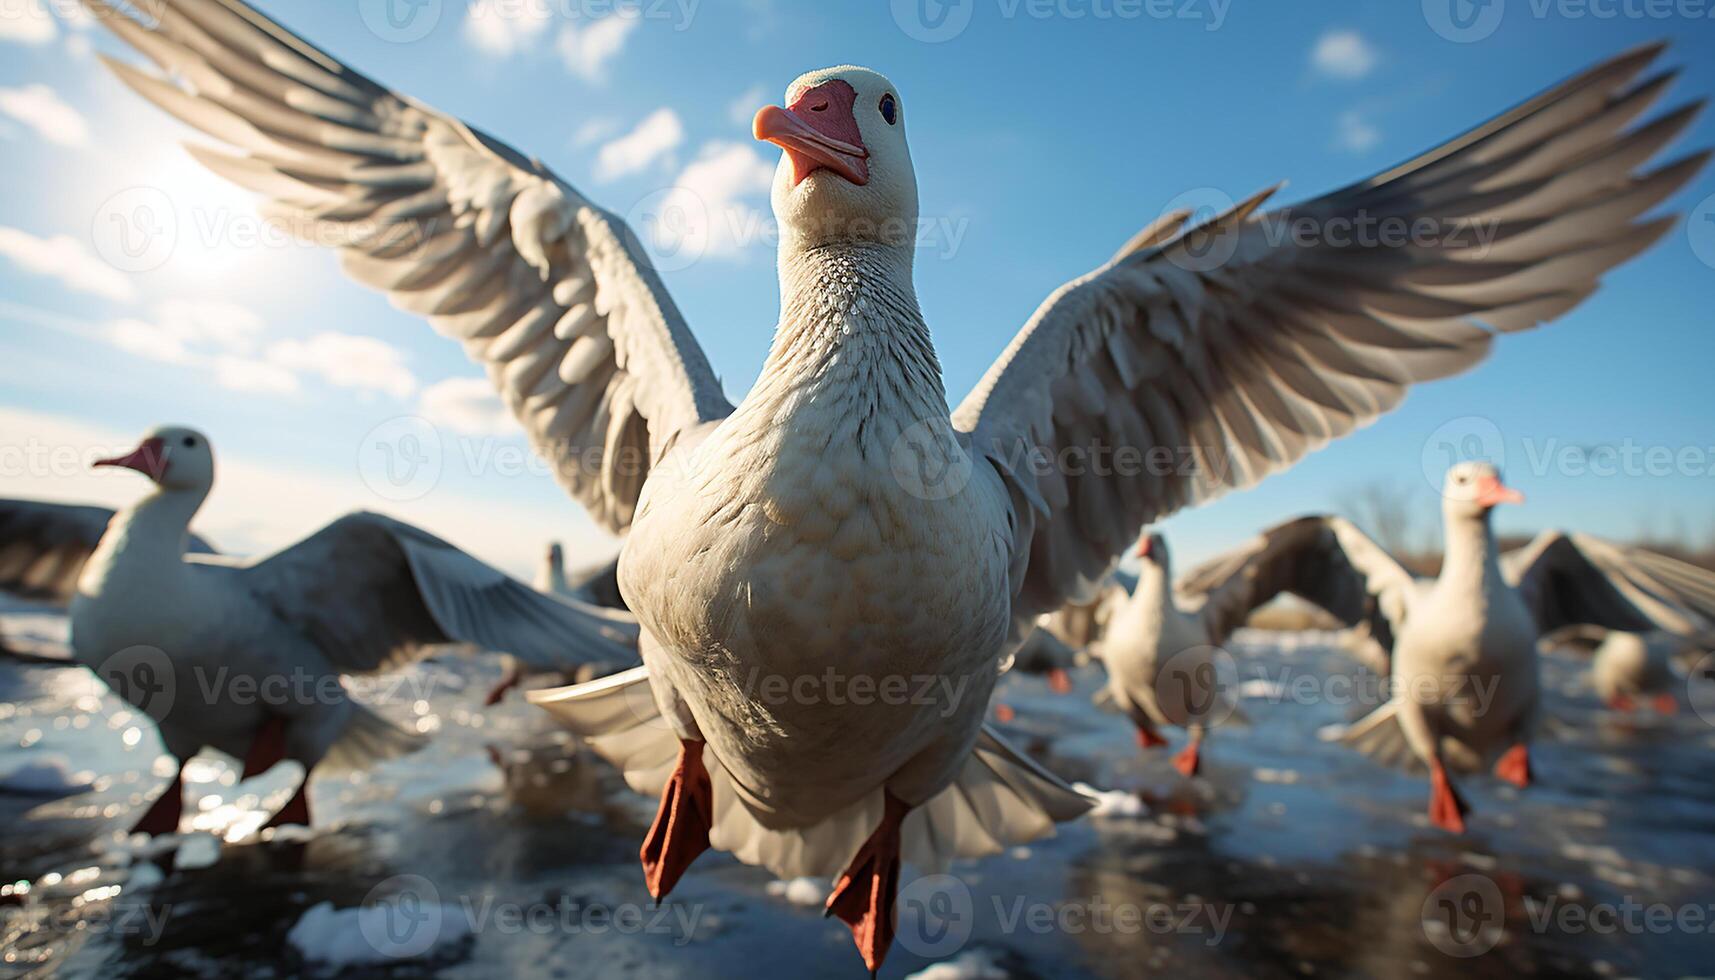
left=956, top=45, right=1704, bottom=624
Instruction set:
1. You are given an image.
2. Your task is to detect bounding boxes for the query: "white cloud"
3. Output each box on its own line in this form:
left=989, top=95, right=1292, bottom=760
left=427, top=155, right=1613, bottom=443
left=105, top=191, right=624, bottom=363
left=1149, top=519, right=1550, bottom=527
left=156, top=299, right=267, bottom=352
left=727, top=84, right=768, bottom=128
left=0, top=226, right=134, bottom=302
left=463, top=0, right=553, bottom=56
left=419, top=377, right=515, bottom=437
left=650, top=141, right=776, bottom=259
left=572, top=116, right=620, bottom=147
left=83, top=301, right=411, bottom=402
left=556, top=16, right=638, bottom=82
left=594, top=108, right=683, bottom=181
left=266, top=332, right=417, bottom=399
left=0, top=1, right=58, bottom=45
left=106, top=317, right=192, bottom=363
left=1312, top=30, right=1377, bottom=81
left=1336, top=111, right=1380, bottom=153
left=213, top=355, right=300, bottom=394
left=0, top=84, right=90, bottom=147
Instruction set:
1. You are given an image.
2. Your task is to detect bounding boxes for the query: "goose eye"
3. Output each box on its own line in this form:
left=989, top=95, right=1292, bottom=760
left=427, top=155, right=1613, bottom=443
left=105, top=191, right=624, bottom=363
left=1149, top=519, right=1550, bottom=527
left=182, top=436, right=196, bottom=448
left=879, top=94, right=897, bottom=125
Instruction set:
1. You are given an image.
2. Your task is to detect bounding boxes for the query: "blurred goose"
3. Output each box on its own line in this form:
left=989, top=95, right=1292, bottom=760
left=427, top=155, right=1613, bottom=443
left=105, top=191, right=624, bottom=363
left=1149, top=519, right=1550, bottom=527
left=1542, top=626, right=1710, bottom=713
left=486, top=544, right=630, bottom=705
left=1177, top=463, right=1715, bottom=831
left=0, top=497, right=219, bottom=662
left=1, top=497, right=217, bottom=601
left=1090, top=534, right=1253, bottom=776
left=535, top=542, right=573, bottom=597
left=88, top=2, right=1704, bottom=962
left=69, top=425, right=637, bottom=836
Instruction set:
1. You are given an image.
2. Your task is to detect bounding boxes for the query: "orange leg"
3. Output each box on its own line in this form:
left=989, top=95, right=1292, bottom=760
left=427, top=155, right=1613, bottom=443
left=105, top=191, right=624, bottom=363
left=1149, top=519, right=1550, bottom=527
left=640, top=739, right=713, bottom=901
left=1134, top=721, right=1168, bottom=749
left=1651, top=694, right=1678, bottom=716
left=484, top=661, right=524, bottom=707
left=1608, top=694, right=1637, bottom=711
left=1172, top=733, right=1203, bottom=777
left=242, top=717, right=312, bottom=829
left=993, top=703, right=1016, bottom=723
left=1494, top=744, right=1531, bottom=789
left=265, top=777, right=312, bottom=829
left=1047, top=668, right=1073, bottom=695
left=131, top=761, right=185, bottom=836
left=826, top=791, right=909, bottom=974
left=1429, top=760, right=1469, bottom=833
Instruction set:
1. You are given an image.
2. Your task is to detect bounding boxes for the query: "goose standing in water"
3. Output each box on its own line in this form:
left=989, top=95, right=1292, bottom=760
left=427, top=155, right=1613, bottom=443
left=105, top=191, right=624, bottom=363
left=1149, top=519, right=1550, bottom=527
left=1543, top=626, right=1711, bottom=713
left=1173, top=464, right=1715, bottom=831
left=67, top=425, right=636, bottom=836
left=87, top=1, right=1705, bottom=962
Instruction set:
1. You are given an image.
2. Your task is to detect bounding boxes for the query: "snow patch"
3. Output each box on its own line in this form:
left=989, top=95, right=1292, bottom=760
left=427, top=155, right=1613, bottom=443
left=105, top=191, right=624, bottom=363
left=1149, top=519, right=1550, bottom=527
left=288, top=899, right=471, bottom=968
left=1074, top=782, right=1147, bottom=817
left=0, top=755, right=93, bottom=796
left=764, top=876, right=829, bottom=907
left=907, top=947, right=1010, bottom=980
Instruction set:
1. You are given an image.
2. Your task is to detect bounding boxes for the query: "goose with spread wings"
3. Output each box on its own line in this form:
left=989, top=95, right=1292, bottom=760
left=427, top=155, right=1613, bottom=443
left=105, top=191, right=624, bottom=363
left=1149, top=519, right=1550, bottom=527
left=65, top=425, right=638, bottom=837
left=1174, top=463, right=1715, bottom=831
left=85, top=0, right=1705, bottom=965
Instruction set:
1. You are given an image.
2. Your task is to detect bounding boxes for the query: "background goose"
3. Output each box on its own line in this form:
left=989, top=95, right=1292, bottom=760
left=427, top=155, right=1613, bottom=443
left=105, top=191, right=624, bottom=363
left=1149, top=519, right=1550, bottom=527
left=0, top=497, right=218, bottom=603
left=482, top=544, right=631, bottom=706
left=1176, top=463, right=1715, bottom=831
left=1541, top=625, right=1711, bottom=712
left=85, top=1, right=1705, bottom=964
left=1086, top=535, right=1250, bottom=776
left=69, top=425, right=638, bottom=837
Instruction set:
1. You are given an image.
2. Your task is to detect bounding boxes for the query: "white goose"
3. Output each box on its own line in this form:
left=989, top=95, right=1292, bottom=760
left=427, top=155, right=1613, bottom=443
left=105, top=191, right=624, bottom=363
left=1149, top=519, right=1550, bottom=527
left=1171, top=463, right=1715, bottom=831
left=67, top=425, right=637, bottom=835
left=88, top=2, right=1703, bottom=964
left=1544, top=626, right=1710, bottom=713
left=1086, top=534, right=1250, bottom=777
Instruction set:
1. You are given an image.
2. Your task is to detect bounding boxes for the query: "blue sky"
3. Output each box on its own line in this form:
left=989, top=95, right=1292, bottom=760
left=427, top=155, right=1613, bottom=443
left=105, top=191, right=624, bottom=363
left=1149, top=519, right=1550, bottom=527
left=0, top=0, right=1712, bottom=577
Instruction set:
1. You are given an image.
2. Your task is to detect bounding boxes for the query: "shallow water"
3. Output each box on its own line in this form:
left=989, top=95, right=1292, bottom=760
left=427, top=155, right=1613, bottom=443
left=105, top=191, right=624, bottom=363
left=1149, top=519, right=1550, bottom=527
left=3, top=602, right=1713, bottom=979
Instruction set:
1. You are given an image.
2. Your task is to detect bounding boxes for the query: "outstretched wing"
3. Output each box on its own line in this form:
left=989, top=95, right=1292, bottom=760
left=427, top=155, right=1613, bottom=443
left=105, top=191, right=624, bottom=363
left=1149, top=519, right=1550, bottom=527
left=953, top=44, right=1705, bottom=624
left=86, top=0, right=734, bottom=533
left=0, top=498, right=215, bottom=603
left=1177, top=516, right=1415, bottom=648
left=231, top=512, right=639, bottom=675
left=1504, top=531, right=1715, bottom=637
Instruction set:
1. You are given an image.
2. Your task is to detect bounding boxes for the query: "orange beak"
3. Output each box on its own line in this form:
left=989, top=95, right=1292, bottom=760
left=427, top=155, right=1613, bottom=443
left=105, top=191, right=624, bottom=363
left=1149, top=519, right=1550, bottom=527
left=753, top=79, right=869, bottom=187
left=1473, top=475, right=1524, bottom=508
left=1136, top=537, right=1154, bottom=559
left=94, top=437, right=167, bottom=482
